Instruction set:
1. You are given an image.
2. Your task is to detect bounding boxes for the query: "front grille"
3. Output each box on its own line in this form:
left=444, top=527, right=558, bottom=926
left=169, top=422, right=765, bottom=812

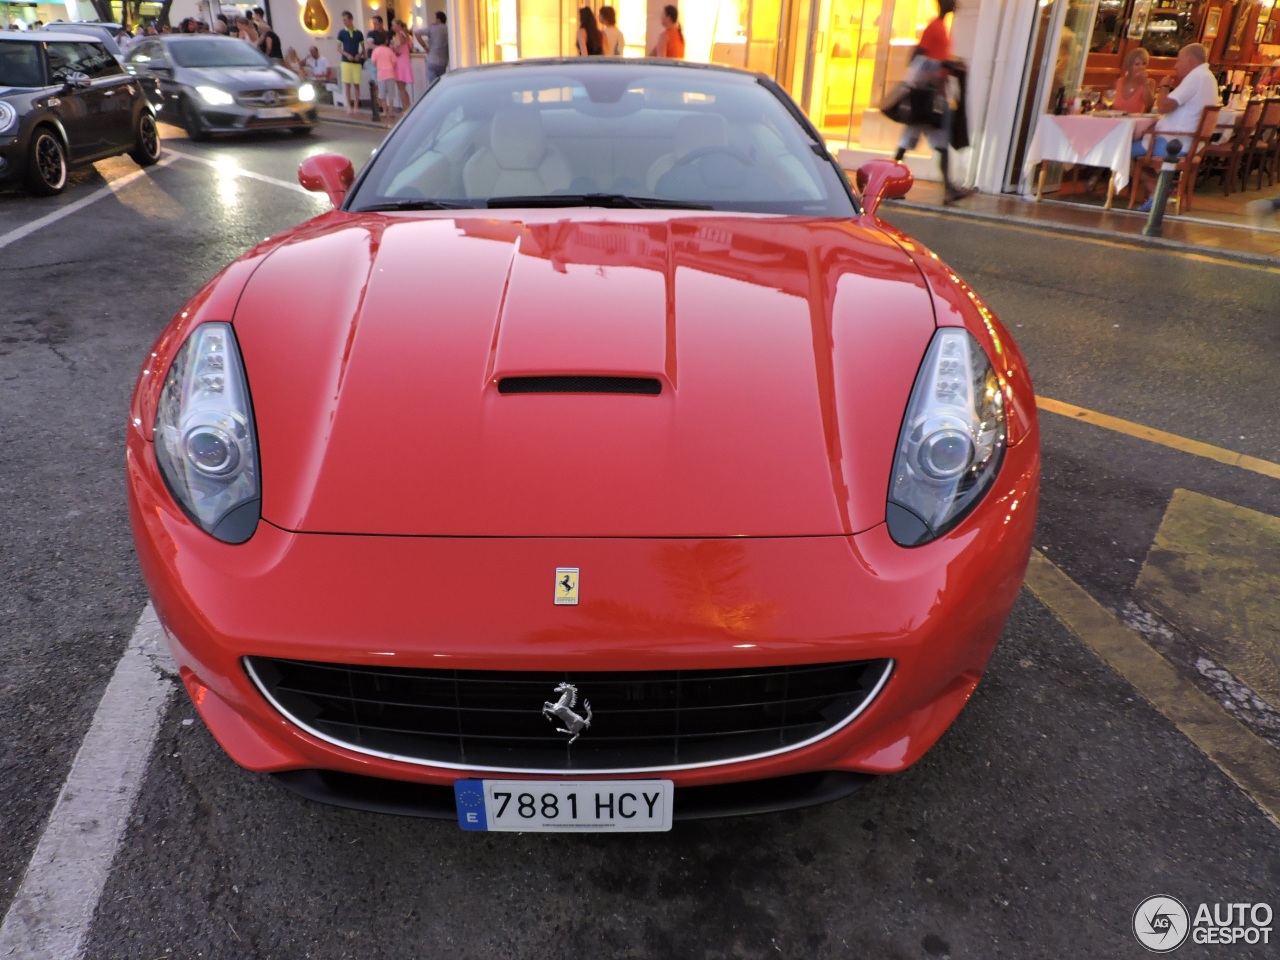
left=245, top=657, right=892, bottom=772
left=236, top=90, right=299, bottom=107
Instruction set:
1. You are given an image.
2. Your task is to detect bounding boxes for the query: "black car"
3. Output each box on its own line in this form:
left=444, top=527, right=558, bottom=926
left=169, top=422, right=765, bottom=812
left=0, top=32, right=160, bottom=196
left=123, top=35, right=318, bottom=140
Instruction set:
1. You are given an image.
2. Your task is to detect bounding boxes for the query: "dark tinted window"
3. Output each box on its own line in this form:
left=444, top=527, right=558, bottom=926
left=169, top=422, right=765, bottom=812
left=47, top=41, right=122, bottom=82
left=0, top=43, right=44, bottom=88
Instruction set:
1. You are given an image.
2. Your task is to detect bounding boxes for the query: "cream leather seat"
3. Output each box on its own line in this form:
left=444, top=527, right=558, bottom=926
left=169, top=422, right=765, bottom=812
left=463, top=106, right=572, bottom=199
left=645, top=114, right=729, bottom=193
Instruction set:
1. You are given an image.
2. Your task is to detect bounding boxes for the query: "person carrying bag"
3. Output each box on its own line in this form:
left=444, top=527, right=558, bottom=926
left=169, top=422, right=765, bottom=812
left=884, top=0, right=971, bottom=205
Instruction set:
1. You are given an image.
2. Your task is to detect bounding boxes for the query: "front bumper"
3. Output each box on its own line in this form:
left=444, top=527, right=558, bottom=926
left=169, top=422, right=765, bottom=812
left=127, top=426, right=1039, bottom=800
left=170, top=98, right=317, bottom=133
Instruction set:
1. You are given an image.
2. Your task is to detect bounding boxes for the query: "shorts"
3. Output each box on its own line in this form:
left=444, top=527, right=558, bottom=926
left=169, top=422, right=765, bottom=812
left=378, top=77, right=397, bottom=100
left=1132, top=135, right=1188, bottom=160
left=340, top=61, right=362, bottom=84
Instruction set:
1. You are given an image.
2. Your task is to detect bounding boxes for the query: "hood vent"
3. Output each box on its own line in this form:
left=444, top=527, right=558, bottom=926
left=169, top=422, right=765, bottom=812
left=498, top=376, right=662, bottom=396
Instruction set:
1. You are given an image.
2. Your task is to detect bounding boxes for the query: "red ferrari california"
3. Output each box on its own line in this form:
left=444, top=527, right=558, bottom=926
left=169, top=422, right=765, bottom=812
left=127, top=60, right=1039, bottom=831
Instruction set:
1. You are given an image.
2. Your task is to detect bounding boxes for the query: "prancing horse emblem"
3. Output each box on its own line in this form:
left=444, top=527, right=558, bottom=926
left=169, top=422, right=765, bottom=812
left=543, top=682, right=592, bottom=744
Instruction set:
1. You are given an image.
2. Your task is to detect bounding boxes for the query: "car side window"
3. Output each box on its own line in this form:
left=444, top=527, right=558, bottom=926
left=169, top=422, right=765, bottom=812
left=127, top=41, right=162, bottom=64
left=47, top=41, right=122, bottom=83
left=0, top=43, right=45, bottom=87
left=77, top=42, right=124, bottom=79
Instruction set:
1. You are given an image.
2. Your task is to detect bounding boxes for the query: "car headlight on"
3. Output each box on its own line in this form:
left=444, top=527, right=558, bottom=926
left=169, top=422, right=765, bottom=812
left=154, top=323, right=261, bottom=544
left=0, top=102, right=17, bottom=135
left=298, top=83, right=315, bottom=102
left=196, top=86, right=235, bottom=106
left=887, top=328, right=1006, bottom=546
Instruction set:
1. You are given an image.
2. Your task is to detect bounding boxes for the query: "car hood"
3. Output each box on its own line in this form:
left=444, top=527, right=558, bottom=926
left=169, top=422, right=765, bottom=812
left=182, top=66, right=293, bottom=89
left=232, top=212, right=937, bottom=537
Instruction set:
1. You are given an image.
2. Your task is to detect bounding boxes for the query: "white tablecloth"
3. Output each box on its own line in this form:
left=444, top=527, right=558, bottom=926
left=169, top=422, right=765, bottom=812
left=1022, top=114, right=1140, bottom=192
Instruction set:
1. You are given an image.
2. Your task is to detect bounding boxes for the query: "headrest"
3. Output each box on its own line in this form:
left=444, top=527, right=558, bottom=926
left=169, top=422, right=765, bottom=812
left=674, top=114, right=728, bottom=159
left=490, top=106, right=547, bottom=171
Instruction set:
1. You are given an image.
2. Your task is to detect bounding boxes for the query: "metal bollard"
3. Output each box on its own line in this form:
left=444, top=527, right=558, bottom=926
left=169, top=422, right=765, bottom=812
left=1142, top=138, right=1182, bottom=238
left=368, top=76, right=381, bottom=122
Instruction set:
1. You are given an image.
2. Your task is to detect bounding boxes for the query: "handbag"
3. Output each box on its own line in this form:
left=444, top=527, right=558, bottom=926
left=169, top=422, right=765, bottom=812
left=907, top=86, right=946, bottom=128
left=879, top=83, right=913, bottom=124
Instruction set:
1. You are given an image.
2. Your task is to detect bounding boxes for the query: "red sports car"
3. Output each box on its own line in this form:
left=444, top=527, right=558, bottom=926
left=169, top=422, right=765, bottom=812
left=127, top=60, right=1038, bottom=831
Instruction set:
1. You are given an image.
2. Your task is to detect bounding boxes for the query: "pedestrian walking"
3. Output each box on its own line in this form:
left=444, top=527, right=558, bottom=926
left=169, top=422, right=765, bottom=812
left=600, top=6, right=624, bottom=56
left=891, top=0, right=971, bottom=205
left=577, top=7, right=603, bottom=56
left=648, top=5, right=684, bottom=58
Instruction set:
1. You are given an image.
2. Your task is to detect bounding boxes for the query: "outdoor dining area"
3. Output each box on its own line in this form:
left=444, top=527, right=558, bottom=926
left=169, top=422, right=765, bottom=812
left=1023, top=94, right=1280, bottom=215
left=1020, top=0, right=1280, bottom=221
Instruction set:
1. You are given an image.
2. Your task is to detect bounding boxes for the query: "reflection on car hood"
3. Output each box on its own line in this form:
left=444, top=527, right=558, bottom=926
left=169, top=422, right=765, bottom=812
left=232, top=213, right=938, bottom=538
left=183, top=66, right=293, bottom=90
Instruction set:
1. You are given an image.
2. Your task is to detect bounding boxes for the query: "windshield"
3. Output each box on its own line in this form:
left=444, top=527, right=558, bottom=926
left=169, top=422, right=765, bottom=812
left=349, top=62, right=857, bottom=217
left=0, top=43, right=43, bottom=87
left=170, top=39, right=272, bottom=69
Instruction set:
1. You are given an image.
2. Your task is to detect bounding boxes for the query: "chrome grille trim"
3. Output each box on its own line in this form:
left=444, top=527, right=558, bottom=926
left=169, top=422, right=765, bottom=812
left=243, top=657, right=894, bottom=775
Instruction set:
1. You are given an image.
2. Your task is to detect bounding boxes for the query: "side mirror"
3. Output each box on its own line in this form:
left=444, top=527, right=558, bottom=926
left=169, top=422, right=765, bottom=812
left=298, top=153, right=355, bottom=208
left=855, top=159, right=913, bottom=218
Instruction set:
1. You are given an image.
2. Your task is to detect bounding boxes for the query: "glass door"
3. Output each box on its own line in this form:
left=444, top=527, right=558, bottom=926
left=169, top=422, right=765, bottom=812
left=795, top=0, right=943, bottom=152
left=1003, top=0, right=1099, bottom=193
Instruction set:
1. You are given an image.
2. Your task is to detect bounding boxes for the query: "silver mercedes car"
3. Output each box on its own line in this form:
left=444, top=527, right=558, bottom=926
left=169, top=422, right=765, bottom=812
left=123, top=34, right=316, bottom=140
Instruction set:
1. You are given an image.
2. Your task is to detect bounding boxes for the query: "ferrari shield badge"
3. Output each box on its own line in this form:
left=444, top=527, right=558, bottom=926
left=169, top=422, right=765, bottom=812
left=555, top=567, right=579, bottom=605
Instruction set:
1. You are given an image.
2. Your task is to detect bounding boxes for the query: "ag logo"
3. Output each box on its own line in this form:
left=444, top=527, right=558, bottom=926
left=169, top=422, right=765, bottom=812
left=1133, top=896, right=1190, bottom=953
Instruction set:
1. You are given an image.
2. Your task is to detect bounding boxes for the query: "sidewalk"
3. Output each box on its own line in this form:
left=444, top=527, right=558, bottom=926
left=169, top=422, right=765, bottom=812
left=884, top=178, right=1280, bottom=266
left=314, top=105, right=1280, bottom=264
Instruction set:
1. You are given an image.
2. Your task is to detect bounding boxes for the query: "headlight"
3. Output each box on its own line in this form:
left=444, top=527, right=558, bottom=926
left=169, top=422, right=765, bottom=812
left=298, top=83, right=315, bottom=102
left=154, top=323, right=261, bottom=544
left=887, top=328, right=1006, bottom=546
left=196, top=86, right=235, bottom=106
left=0, top=102, right=17, bottom=135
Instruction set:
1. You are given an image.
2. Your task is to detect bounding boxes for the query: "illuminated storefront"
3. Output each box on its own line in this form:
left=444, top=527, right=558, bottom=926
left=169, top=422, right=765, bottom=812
left=1, top=0, right=80, bottom=28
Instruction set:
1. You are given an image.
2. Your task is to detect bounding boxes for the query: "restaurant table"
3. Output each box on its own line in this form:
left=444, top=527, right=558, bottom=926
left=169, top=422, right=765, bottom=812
left=1022, top=113, right=1143, bottom=209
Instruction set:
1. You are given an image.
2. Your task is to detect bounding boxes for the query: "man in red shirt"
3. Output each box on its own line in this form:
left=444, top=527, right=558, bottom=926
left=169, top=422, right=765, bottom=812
left=892, top=0, right=970, bottom=204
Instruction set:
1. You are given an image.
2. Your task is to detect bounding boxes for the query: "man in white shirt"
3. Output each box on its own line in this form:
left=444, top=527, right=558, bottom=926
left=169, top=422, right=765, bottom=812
left=1131, top=42, right=1219, bottom=210
left=303, top=45, right=332, bottom=82
left=1153, top=43, right=1219, bottom=142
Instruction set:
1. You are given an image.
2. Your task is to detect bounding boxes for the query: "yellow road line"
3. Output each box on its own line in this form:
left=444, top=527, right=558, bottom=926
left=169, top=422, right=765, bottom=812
left=1037, top=396, right=1280, bottom=480
left=1024, top=550, right=1280, bottom=828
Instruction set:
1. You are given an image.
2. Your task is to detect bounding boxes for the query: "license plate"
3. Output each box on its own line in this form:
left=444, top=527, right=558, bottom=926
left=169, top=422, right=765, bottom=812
left=455, top=779, right=673, bottom=832
left=258, top=107, right=293, bottom=119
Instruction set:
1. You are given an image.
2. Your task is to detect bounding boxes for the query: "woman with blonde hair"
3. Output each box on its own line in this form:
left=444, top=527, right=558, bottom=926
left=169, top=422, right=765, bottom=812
left=391, top=18, right=414, bottom=112
left=599, top=6, right=624, bottom=56
left=1111, top=47, right=1155, bottom=113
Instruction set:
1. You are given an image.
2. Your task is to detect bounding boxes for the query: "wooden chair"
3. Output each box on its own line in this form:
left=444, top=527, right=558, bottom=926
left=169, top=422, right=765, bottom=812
left=1128, top=105, right=1221, bottom=214
left=1241, top=98, right=1280, bottom=190
left=1198, top=100, right=1262, bottom=196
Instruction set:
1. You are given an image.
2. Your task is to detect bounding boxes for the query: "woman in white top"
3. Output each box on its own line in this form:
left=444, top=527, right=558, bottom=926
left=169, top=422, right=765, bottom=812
left=599, top=6, right=625, bottom=57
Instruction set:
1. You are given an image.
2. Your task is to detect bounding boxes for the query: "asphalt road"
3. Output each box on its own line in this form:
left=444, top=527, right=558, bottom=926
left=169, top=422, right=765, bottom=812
left=1, top=122, right=1277, bottom=960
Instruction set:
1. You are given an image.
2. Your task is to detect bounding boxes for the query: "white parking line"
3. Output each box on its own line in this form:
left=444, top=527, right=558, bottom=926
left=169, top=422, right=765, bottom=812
left=0, top=156, right=177, bottom=252
left=0, top=605, right=175, bottom=960
left=163, top=147, right=323, bottom=196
